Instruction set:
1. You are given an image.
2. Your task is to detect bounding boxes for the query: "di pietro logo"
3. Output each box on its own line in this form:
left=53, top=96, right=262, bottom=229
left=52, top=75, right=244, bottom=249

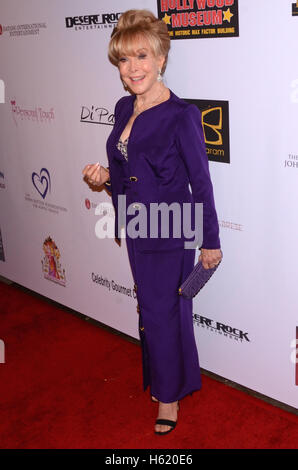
left=184, top=98, right=230, bottom=164
left=292, top=1, right=298, bottom=16
left=81, top=104, right=115, bottom=126
left=157, top=0, right=239, bottom=39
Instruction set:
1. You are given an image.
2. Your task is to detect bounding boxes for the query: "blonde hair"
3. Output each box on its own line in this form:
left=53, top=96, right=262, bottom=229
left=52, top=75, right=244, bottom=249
left=108, top=9, right=171, bottom=74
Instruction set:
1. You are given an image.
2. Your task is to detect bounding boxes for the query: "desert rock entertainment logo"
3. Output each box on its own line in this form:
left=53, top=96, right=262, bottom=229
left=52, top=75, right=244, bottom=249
left=292, top=1, right=298, bottom=16
left=193, top=313, right=250, bottom=343
left=65, top=12, right=122, bottom=31
left=0, top=227, right=5, bottom=262
left=41, top=237, right=66, bottom=286
left=183, top=98, right=230, bottom=163
left=157, top=0, right=239, bottom=39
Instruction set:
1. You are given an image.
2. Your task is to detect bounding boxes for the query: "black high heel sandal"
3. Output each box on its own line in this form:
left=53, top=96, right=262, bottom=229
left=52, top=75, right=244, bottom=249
left=154, top=402, right=179, bottom=436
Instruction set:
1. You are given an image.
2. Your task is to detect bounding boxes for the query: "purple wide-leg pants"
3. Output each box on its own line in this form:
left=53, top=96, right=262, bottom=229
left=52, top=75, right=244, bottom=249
left=125, top=236, right=202, bottom=403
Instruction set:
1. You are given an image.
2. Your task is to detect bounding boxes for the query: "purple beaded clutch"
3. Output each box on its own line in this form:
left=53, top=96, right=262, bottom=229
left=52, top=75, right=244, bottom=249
left=178, top=252, right=222, bottom=299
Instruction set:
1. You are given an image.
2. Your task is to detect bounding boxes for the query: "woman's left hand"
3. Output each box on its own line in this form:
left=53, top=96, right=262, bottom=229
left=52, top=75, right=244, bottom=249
left=199, top=248, right=222, bottom=269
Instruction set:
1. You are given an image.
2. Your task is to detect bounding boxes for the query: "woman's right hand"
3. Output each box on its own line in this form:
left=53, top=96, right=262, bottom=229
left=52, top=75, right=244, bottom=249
left=82, top=163, right=110, bottom=187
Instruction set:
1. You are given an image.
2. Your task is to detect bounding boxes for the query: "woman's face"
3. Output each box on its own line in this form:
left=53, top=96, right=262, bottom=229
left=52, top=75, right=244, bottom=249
left=118, top=37, right=165, bottom=96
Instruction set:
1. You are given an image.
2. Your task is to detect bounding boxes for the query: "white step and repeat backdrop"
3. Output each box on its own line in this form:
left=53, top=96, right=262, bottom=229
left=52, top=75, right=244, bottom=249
left=0, top=0, right=297, bottom=409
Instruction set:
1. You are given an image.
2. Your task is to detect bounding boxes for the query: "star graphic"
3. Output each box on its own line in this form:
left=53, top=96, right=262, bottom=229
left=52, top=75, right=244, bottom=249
left=223, top=8, right=234, bottom=23
left=162, top=13, right=171, bottom=26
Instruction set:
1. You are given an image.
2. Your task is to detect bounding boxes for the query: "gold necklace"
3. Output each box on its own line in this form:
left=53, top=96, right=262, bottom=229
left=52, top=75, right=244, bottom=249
left=134, top=87, right=167, bottom=116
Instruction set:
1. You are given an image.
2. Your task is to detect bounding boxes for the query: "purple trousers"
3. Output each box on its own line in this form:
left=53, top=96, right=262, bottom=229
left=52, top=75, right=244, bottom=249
left=125, top=236, right=202, bottom=403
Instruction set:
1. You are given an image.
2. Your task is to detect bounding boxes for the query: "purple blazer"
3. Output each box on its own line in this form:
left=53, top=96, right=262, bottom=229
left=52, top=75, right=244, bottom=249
left=105, top=89, right=221, bottom=253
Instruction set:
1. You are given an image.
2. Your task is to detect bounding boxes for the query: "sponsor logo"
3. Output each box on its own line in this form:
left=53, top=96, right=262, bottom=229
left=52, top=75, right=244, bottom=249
left=11, top=99, right=55, bottom=126
left=85, top=198, right=105, bottom=211
left=219, top=219, right=243, bottom=231
left=0, top=227, right=5, bottom=261
left=41, top=237, right=66, bottom=286
left=290, top=79, right=298, bottom=103
left=157, top=0, right=239, bottom=39
left=65, top=13, right=122, bottom=31
left=0, top=79, right=4, bottom=103
left=292, top=1, right=298, bottom=16
left=81, top=105, right=115, bottom=126
left=294, top=326, right=298, bottom=385
left=91, top=273, right=137, bottom=298
left=25, top=194, right=68, bottom=215
left=193, top=313, right=250, bottom=343
left=0, top=171, right=5, bottom=189
left=32, top=168, right=51, bottom=199
left=25, top=168, right=67, bottom=215
left=184, top=98, right=230, bottom=164
left=284, top=153, right=298, bottom=169
left=0, top=22, right=47, bottom=37
left=290, top=327, right=298, bottom=385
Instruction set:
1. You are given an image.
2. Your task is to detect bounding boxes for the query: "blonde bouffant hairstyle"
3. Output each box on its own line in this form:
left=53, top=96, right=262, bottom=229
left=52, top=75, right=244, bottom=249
left=108, top=10, right=171, bottom=74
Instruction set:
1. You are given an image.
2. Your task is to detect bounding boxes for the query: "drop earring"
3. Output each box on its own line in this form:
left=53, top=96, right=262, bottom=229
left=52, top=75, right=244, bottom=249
left=157, top=69, right=163, bottom=82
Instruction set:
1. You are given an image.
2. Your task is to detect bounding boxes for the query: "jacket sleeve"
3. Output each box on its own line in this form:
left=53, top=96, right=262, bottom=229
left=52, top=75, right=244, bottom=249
left=175, top=104, right=221, bottom=250
left=103, top=97, right=123, bottom=192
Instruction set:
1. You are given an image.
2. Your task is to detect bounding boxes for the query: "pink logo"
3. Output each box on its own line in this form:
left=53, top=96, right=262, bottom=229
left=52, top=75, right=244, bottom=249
left=41, top=236, right=66, bottom=286
left=10, top=98, right=54, bottom=126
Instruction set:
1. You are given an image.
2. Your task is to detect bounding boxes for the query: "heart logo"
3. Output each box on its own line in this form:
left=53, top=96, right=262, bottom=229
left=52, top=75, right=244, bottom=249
left=32, top=168, right=51, bottom=199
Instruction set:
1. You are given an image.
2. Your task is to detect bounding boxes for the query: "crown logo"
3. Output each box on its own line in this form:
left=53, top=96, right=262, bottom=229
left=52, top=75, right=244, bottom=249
left=41, top=236, right=66, bottom=286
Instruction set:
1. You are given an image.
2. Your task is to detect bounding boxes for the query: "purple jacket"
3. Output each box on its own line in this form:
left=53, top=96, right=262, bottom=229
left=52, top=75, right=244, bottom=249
left=105, top=89, right=221, bottom=252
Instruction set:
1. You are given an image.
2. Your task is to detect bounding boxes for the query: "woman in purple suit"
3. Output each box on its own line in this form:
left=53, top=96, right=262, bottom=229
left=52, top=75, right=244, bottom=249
left=82, top=9, right=222, bottom=435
